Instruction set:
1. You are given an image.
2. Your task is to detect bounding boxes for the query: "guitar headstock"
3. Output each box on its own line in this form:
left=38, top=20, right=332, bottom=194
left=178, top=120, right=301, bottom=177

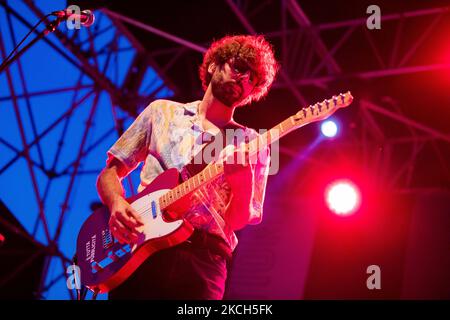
left=292, top=91, right=353, bottom=125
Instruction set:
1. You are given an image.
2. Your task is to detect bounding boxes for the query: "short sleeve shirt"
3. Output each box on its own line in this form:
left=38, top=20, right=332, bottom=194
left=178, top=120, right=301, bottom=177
left=107, top=99, right=270, bottom=251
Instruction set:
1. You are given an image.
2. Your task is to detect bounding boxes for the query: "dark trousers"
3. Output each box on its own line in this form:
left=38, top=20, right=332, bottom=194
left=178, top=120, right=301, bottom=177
left=109, top=229, right=232, bottom=300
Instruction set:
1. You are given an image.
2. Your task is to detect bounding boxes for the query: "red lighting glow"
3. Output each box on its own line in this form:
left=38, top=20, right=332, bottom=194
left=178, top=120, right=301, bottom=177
left=325, top=180, right=361, bottom=216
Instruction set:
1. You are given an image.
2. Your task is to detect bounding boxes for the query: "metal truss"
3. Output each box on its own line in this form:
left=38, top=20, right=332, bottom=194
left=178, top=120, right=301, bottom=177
left=114, top=1, right=449, bottom=90
left=225, top=0, right=450, bottom=87
left=358, top=99, right=450, bottom=192
left=225, top=0, right=450, bottom=192
left=0, top=0, right=175, bottom=299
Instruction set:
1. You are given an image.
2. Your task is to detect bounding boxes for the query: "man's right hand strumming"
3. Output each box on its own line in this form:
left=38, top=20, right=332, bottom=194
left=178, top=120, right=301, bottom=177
left=108, top=196, right=144, bottom=244
left=97, top=158, right=144, bottom=244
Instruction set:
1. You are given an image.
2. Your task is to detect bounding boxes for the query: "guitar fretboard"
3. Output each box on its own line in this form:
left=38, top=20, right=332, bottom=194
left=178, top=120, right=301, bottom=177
left=158, top=91, right=353, bottom=210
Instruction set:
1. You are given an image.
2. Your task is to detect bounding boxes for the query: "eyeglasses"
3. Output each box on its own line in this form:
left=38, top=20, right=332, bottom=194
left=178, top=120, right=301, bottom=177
left=227, top=57, right=257, bottom=84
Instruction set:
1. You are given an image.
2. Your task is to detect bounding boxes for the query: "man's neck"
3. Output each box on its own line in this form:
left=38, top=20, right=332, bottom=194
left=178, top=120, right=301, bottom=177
left=198, top=86, right=235, bottom=129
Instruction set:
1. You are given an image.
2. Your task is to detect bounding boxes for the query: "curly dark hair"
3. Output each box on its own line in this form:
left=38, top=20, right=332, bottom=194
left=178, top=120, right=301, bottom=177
left=199, top=35, right=279, bottom=106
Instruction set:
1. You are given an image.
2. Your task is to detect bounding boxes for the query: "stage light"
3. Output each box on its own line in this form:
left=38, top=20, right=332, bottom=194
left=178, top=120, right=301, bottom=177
left=321, top=120, right=338, bottom=138
left=325, top=180, right=361, bottom=216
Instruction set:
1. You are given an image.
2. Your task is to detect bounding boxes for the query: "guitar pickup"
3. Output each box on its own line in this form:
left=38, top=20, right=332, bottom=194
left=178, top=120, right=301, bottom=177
left=102, top=229, right=114, bottom=249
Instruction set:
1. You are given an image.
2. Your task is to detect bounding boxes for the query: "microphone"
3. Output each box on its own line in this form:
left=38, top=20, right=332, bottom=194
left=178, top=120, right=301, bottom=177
left=52, top=9, right=95, bottom=27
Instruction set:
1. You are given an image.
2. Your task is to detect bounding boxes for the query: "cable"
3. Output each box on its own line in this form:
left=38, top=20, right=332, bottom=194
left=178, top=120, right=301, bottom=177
left=92, top=288, right=99, bottom=300
left=0, top=12, right=52, bottom=72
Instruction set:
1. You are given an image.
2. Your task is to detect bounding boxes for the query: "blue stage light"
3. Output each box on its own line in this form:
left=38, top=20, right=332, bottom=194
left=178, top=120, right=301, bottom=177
left=321, top=120, right=338, bottom=138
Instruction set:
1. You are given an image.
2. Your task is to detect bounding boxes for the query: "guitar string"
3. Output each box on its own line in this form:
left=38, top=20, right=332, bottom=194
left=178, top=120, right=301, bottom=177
left=129, top=142, right=267, bottom=219
left=124, top=94, right=350, bottom=221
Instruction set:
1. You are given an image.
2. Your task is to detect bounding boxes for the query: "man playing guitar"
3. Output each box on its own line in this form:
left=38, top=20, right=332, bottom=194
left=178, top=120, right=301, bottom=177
left=96, top=35, right=279, bottom=299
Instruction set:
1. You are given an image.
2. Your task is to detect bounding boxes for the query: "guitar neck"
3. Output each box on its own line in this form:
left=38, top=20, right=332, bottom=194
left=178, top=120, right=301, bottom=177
left=158, top=125, right=282, bottom=211
left=159, top=91, right=353, bottom=210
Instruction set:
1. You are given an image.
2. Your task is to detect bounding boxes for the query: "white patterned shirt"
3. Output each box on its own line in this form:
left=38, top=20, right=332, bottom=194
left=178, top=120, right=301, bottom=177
left=107, top=99, right=270, bottom=251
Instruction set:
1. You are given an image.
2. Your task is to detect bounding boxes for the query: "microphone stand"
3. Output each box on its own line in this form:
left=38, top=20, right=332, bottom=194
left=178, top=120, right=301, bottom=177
left=1, top=14, right=102, bottom=301
left=0, top=17, right=63, bottom=73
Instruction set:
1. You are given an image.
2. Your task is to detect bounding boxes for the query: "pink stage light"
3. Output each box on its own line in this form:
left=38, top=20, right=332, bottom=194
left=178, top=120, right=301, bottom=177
left=325, top=180, right=361, bottom=216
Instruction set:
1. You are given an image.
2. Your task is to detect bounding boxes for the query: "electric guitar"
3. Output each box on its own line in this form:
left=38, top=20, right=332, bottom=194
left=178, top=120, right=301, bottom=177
left=76, top=92, right=354, bottom=293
